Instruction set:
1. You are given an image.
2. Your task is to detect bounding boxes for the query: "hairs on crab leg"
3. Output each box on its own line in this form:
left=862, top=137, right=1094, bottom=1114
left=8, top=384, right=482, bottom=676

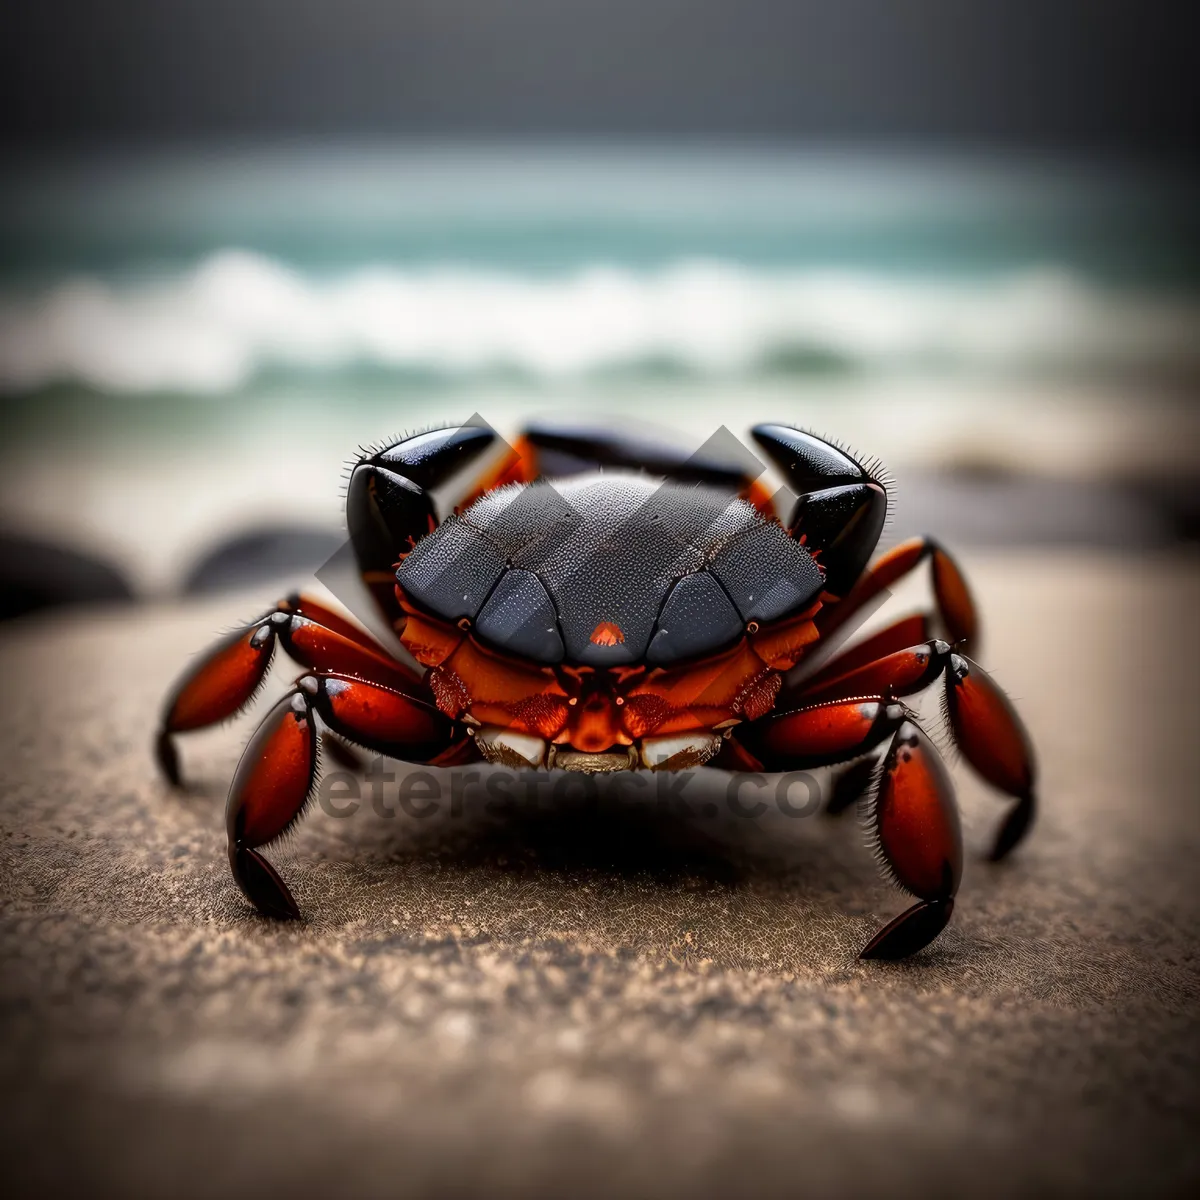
left=226, top=672, right=468, bottom=920
left=825, top=754, right=881, bottom=816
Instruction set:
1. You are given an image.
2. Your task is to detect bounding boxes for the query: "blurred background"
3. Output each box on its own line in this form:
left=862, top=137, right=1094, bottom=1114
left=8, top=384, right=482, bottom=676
left=1, top=0, right=1197, bottom=614
left=3, top=7, right=1200, bottom=1198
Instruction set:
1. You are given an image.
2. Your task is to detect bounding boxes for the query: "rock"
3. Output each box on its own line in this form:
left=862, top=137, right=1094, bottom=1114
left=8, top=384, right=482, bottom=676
left=181, top=525, right=346, bottom=595
left=0, top=529, right=134, bottom=620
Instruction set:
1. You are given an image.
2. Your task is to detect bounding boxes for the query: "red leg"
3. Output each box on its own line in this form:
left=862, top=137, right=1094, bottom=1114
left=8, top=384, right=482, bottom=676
left=859, top=721, right=962, bottom=959
left=226, top=672, right=466, bottom=919
left=945, top=653, right=1037, bottom=861
left=737, top=633, right=1035, bottom=957
left=795, top=623, right=937, bottom=817
left=792, top=637, right=1037, bottom=860
left=733, top=696, right=962, bottom=959
left=157, top=592, right=426, bottom=784
left=796, top=633, right=949, bottom=706
left=800, top=634, right=949, bottom=819
left=818, top=536, right=979, bottom=653
left=793, top=613, right=933, bottom=698
left=226, top=693, right=317, bottom=919
left=732, top=696, right=909, bottom=772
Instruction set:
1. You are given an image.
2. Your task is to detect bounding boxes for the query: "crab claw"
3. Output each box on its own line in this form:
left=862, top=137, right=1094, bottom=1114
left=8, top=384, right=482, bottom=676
left=346, top=423, right=496, bottom=575
left=750, top=425, right=889, bottom=596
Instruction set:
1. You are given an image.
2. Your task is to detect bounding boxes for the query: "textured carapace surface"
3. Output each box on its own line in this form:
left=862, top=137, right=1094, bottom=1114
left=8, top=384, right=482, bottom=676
left=396, top=474, right=824, bottom=667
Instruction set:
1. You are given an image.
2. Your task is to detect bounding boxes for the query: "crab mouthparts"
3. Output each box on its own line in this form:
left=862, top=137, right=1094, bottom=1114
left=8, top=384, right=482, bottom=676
left=473, top=727, right=721, bottom=772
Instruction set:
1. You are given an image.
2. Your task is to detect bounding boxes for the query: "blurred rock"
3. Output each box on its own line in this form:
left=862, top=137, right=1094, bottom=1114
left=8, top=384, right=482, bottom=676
left=889, top=469, right=1182, bottom=547
left=181, top=525, right=346, bottom=595
left=0, top=529, right=134, bottom=620
left=1128, top=477, right=1200, bottom=543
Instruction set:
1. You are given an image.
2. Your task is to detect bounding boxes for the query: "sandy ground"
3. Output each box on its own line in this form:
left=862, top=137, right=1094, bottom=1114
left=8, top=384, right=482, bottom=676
left=1, top=550, right=1199, bottom=1198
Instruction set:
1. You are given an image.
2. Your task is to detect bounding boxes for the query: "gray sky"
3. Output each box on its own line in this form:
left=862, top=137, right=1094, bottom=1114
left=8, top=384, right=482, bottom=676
left=1, top=1, right=1196, bottom=156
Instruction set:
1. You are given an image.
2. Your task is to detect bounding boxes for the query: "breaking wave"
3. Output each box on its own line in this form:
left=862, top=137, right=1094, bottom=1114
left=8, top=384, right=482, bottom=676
left=1, top=250, right=1197, bottom=394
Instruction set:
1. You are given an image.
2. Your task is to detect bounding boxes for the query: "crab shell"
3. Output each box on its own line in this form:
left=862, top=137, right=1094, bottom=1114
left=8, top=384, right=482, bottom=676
left=394, top=473, right=830, bottom=772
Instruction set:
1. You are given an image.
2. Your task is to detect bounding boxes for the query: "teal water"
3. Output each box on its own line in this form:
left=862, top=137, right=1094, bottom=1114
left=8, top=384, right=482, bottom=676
left=0, top=144, right=1197, bottom=469
left=3, top=147, right=1198, bottom=282
left=1, top=147, right=1198, bottom=401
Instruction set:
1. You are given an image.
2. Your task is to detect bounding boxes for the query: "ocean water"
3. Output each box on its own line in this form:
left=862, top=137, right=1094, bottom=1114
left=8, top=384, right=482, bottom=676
left=2, top=146, right=1198, bottom=393
left=0, top=146, right=1197, bottom=588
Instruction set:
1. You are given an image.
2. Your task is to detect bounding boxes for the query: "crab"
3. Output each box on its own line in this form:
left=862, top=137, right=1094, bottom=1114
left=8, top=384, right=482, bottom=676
left=156, top=419, right=1036, bottom=959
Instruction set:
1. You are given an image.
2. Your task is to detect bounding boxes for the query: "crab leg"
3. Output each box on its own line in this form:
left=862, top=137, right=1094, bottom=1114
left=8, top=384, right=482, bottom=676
left=226, top=672, right=464, bottom=919
left=859, top=721, right=962, bottom=959
left=818, top=536, right=979, bottom=653
left=803, top=640, right=1035, bottom=856
left=732, top=696, right=909, bottom=772
left=789, top=622, right=939, bottom=816
left=226, top=692, right=318, bottom=920
left=782, top=613, right=934, bottom=703
left=731, top=697, right=963, bottom=958
left=156, top=592, right=424, bottom=785
left=780, top=634, right=1037, bottom=861
left=944, top=653, right=1037, bottom=861
left=797, top=639, right=954, bottom=706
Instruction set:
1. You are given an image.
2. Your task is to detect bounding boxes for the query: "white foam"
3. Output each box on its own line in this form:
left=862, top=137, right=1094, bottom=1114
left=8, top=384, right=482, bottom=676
left=1, top=250, right=1197, bottom=393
